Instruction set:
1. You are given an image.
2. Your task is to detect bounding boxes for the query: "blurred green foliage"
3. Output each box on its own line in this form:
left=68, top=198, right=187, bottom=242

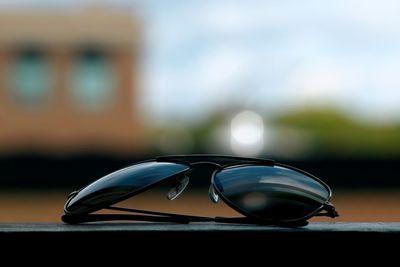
left=274, top=108, right=400, bottom=158
left=151, top=108, right=400, bottom=159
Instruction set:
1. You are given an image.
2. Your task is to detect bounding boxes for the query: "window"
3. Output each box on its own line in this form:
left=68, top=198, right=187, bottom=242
left=70, top=49, right=115, bottom=112
left=10, top=49, right=51, bottom=107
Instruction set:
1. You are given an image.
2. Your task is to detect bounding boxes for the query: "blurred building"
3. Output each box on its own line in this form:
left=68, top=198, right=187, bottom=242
left=0, top=7, right=146, bottom=155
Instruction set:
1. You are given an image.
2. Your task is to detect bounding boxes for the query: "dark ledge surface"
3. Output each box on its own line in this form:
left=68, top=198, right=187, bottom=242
left=1, top=222, right=399, bottom=255
left=1, top=222, right=400, bottom=233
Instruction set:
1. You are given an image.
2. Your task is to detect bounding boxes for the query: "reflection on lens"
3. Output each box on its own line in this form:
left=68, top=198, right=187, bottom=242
left=213, top=165, right=330, bottom=221
left=240, top=192, right=268, bottom=211
left=65, top=161, right=189, bottom=215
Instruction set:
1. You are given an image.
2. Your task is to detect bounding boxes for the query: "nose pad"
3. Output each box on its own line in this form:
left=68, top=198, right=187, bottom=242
left=208, top=184, right=219, bottom=203
left=167, top=175, right=190, bottom=200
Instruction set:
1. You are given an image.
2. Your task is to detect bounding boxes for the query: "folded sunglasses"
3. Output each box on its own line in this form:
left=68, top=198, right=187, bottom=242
left=62, top=155, right=338, bottom=226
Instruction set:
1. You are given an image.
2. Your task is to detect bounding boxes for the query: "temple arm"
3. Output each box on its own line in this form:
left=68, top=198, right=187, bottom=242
left=61, top=213, right=194, bottom=224
left=61, top=205, right=310, bottom=226
left=62, top=206, right=216, bottom=224
left=62, top=206, right=257, bottom=224
left=61, top=213, right=308, bottom=227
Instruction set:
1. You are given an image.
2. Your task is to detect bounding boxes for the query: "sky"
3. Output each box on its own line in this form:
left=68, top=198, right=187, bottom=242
left=2, top=0, right=400, bottom=123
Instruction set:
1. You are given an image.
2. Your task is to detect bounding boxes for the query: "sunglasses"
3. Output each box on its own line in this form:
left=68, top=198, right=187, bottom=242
left=62, top=155, right=338, bottom=226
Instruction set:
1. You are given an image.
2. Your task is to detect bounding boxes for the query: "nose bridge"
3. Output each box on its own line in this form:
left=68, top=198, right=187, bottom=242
left=190, top=162, right=223, bottom=177
left=184, top=162, right=221, bottom=185
left=190, top=161, right=222, bottom=169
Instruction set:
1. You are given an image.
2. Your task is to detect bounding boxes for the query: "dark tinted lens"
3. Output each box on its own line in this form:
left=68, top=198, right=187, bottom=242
left=213, top=165, right=330, bottom=222
left=65, top=161, right=189, bottom=215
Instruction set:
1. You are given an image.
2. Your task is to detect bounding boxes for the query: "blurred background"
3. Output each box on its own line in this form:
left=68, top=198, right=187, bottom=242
left=0, top=0, right=399, bottom=222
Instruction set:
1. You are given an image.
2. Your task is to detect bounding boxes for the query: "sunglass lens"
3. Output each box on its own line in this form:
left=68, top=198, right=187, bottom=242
left=65, top=161, right=189, bottom=215
left=213, top=165, right=330, bottom=222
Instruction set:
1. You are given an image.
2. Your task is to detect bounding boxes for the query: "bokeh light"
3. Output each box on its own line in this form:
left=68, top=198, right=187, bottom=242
left=230, top=110, right=264, bottom=156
